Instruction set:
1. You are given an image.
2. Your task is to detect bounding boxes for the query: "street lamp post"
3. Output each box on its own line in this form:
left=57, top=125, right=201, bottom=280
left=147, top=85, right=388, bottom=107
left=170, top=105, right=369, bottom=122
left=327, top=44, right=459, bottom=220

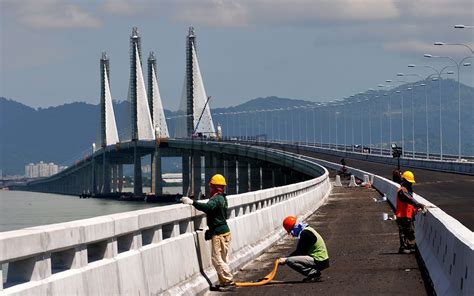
left=381, top=80, right=397, bottom=152
left=312, top=105, right=316, bottom=145
left=344, top=100, right=347, bottom=151
left=454, top=24, right=474, bottom=29
left=349, top=96, right=355, bottom=151
left=398, top=72, right=425, bottom=158
left=319, top=105, right=323, bottom=147
left=395, top=76, right=407, bottom=157
left=359, top=96, right=364, bottom=151
left=413, top=63, right=456, bottom=160
left=408, top=87, right=415, bottom=157
left=334, top=104, right=338, bottom=150
left=420, top=83, right=429, bottom=158
left=367, top=98, right=372, bottom=153
left=377, top=96, right=383, bottom=155
left=425, top=51, right=473, bottom=159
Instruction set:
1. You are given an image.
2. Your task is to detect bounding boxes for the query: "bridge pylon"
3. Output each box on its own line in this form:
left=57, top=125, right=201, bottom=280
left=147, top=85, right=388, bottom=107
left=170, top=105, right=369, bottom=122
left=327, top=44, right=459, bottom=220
left=176, top=27, right=216, bottom=138
left=127, top=27, right=155, bottom=141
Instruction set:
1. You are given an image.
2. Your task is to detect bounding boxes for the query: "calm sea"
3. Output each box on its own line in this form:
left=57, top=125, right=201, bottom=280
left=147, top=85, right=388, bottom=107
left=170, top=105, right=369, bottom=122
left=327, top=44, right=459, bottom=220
left=0, top=187, right=184, bottom=232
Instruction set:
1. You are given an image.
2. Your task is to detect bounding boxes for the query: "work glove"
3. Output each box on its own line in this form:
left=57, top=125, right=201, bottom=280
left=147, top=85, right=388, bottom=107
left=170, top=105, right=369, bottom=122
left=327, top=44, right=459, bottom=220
left=278, top=257, right=287, bottom=265
left=180, top=196, right=194, bottom=205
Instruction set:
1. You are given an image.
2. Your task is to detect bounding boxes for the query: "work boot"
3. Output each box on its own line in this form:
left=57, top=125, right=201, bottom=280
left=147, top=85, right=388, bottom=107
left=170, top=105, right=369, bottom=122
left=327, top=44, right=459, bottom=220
left=398, top=248, right=411, bottom=254
left=302, top=271, right=321, bottom=282
left=218, top=281, right=236, bottom=291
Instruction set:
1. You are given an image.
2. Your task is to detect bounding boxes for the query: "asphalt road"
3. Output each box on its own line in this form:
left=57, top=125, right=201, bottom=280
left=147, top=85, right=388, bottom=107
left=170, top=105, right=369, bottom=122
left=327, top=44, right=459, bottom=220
left=269, top=144, right=474, bottom=230
left=209, top=180, right=428, bottom=295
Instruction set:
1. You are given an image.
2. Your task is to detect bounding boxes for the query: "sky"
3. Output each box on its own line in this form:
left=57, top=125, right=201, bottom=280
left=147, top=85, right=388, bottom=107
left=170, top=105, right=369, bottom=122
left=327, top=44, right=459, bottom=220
left=1, top=0, right=473, bottom=110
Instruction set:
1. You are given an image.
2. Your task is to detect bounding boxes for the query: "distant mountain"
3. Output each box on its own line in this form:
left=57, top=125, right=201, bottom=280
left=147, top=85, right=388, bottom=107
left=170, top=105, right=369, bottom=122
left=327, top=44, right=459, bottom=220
left=1, top=79, right=473, bottom=175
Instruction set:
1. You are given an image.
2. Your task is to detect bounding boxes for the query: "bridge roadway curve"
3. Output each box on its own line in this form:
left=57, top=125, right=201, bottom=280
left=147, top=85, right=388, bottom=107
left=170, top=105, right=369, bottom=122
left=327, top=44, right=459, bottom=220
left=211, top=177, right=428, bottom=295
left=262, top=143, right=474, bottom=231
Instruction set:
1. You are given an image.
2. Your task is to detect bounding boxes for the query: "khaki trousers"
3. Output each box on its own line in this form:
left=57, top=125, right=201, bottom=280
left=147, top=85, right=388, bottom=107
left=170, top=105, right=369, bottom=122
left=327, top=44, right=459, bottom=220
left=211, top=232, right=233, bottom=285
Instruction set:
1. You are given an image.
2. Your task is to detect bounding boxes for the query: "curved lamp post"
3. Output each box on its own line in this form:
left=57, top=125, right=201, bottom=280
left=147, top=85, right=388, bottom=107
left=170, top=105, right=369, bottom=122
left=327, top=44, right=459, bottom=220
left=425, top=52, right=473, bottom=159
left=454, top=24, right=474, bottom=29
left=398, top=72, right=425, bottom=157
left=395, top=75, right=408, bottom=157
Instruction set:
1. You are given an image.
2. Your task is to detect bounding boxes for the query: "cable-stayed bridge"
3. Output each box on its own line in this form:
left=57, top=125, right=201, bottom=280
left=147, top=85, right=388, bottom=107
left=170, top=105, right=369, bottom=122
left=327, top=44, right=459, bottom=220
left=2, top=27, right=473, bottom=296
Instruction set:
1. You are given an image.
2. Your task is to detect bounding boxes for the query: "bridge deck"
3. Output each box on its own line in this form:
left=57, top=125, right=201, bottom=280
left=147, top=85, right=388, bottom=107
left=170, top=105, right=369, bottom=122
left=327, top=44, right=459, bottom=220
left=269, top=144, right=474, bottom=230
left=210, top=178, right=428, bottom=295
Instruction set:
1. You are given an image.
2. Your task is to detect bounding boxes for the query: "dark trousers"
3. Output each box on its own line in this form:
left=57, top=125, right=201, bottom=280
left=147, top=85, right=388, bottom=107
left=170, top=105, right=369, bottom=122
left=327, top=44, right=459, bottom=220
left=286, top=256, right=329, bottom=277
left=396, top=217, right=416, bottom=250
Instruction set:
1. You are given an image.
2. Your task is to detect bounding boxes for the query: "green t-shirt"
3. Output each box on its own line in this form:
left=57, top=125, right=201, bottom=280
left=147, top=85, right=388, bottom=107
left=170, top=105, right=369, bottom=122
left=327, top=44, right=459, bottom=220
left=192, top=194, right=230, bottom=235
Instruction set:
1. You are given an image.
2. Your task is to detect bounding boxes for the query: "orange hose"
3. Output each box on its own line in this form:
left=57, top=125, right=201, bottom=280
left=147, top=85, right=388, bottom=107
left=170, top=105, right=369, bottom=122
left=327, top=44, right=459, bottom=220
left=235, top=259, right=280, bottom=287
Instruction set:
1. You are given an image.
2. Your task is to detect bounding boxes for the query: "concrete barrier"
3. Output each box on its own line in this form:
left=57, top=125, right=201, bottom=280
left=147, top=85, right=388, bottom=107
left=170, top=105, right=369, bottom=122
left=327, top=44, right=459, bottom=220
left=293, top=151, right=473, bottom=296
left=0, top=162, right=331, bottom=295
left=269, top=142, right=474, bottom=175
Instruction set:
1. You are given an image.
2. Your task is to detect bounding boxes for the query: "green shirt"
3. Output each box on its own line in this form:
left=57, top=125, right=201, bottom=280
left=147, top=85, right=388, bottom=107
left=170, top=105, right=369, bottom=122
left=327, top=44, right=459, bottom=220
left=306, top=226, right=329, bottom=261
left=192, top=194, right=230, bottom=235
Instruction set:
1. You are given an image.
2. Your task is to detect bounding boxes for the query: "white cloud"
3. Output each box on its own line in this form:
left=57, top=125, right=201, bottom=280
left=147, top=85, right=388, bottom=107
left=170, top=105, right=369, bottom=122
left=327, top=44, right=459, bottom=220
left=399, top=0, right=473, bottom=18
left=174, top=0, right=249, bottom=27
left=2, top=0, right=101, bottom=29
left=172, top=0, right=400, bottom=27
left=102, top=0, right=153, bottom=16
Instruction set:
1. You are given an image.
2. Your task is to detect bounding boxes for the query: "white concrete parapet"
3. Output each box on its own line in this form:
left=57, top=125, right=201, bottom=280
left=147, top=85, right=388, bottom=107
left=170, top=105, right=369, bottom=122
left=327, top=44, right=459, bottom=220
left=280, top=142, right=474, bottom=175
left=0, top=165, right=331, bottom=295
left=303, top=153, right=473, bottom=296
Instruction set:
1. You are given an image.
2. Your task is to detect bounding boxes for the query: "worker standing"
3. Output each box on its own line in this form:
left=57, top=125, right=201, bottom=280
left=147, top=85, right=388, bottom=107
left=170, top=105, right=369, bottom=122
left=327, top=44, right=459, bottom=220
left=278, top=216, right=329, bottom=282
left=396, top=171, right=426, bottom=254
left=180, top=174, right=235, bottom=290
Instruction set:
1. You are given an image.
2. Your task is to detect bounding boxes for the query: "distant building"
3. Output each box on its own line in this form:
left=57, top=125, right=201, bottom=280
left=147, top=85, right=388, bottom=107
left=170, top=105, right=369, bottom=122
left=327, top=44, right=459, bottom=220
left=25, top=161, right=65, bottom=178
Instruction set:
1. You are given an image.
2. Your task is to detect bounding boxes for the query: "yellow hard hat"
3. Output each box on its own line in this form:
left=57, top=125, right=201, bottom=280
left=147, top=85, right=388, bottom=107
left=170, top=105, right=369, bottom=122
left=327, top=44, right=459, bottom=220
left=209, top=174, right=227, bottom=186
left=401, top=171, right=416, bottom=183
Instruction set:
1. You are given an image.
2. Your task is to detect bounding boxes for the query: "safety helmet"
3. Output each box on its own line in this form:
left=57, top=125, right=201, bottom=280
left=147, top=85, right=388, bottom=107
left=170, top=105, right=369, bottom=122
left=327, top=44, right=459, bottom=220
left=209, top=174, right=227, bottom=186
left=401, top=171, right=416, bottom=183
left=283, top=216, right=297, bottom=233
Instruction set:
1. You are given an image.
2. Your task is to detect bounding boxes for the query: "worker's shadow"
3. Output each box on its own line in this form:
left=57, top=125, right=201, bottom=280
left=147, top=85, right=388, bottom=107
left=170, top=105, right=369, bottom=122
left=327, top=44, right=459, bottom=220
left=379, top=252, right=404, bottom=255
left=193, top=228, right=213, bottom=288
left=265, top=279, right=324, bottom=286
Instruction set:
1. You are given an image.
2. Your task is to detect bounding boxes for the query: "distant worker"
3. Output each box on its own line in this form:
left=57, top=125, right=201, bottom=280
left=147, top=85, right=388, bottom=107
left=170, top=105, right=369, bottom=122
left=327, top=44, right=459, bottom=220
left=339, top=158, right=349, bottom=177
left=278, top=216, right=329, bottom=282
left=392, top=169, right=402, bottom=184
left=180, top=174, right=235, bottom=290
left=396, top=171, right=426, bottom=254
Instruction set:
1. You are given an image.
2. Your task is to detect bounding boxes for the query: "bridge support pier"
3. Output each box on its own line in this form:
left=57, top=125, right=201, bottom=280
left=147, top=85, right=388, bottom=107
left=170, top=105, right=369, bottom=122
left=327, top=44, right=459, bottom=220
left=192, top=154, right=202, bottom=197
left=133, top=141, right=143, bottom=195
left=204, top=152, right=215, bottom=197
left=118, top=164, right=123, bottom=193
left=151, top=151, right=163, bottom=196
left=111, top=165, right=118, bottom=192
left=182, top=154, right=190, bottom=196
left=250, top=161, right=261, bottom=191
left=238, top=159, right=249, bottom=193
left=261, top=163, right=274, bottom=189
left=96, top=163, right=103, bottom=194
left=214, top=154, right=225, bottom=176
left=91, top=157, right=97, bottom=194
left=102, top=152, right=111, bottom=194
left=274, top=166, right=285, bottom=187
left=225, top=157, right=237, bottom=195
